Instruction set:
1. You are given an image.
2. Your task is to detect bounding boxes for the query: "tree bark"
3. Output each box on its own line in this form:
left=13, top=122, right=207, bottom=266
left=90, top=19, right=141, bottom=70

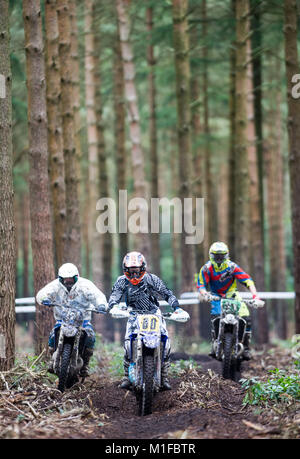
left=246, top=39, right=269, bottom=344
left=20, top=192, right=30, bottom=298
left=93, top=3, right=113, bottom=300
left=202, top=0, right=218, bottom=249
left=227, top=0, right=236, bottom=258
left=284, top=0, right=300, bottom=334
left=113, top=25, right=128, bottom=265
left=45, top=0, right=66, bottom=269
left=146, top=5, right=160, bottom=276
left=172, top=0, right=198, bottom=337
left=116, top=0, right=151, bottom=262
left=23, top=0, right=55, bottom=355
left=266, top=57, right=288, bottom=340
left=0, top=0, right=16, bottom=370
left=190, top=10, right=205, bottom=271
left=84, top=0, right=102, bottom=287
left=69, top=0, right=82, bottom=188
left=57, top=0, right=81, bottom=269
left=234, top=0, right=250, bottom=272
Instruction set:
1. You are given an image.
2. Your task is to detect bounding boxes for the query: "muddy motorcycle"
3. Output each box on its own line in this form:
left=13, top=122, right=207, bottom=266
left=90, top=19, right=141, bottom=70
left=46, top=303, right=101, bottom=392
left=110, top=305, right=189, bottom=416
left=200, top=294, right=264, bottom=381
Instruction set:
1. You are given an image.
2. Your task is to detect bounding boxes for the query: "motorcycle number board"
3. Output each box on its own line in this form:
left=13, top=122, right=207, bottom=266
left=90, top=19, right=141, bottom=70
left=138, top=315, right=159, bottom=333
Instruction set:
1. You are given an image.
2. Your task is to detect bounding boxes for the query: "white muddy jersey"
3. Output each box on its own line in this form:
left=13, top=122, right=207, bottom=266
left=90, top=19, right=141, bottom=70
left=36, top=277, right=108, bottom=321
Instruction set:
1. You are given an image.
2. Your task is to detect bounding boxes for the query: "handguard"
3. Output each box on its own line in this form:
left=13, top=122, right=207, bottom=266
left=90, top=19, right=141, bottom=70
left=246, top=298, right=265, bottom=309
left=109, top=304, right=130, bottom=319
left=168, top=308, right=190, bottom=323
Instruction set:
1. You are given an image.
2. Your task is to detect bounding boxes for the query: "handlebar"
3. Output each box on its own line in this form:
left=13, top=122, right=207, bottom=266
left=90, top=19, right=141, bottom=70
left=109, top=305, right=190, bottom=322
left=198, top=293, right=265, bottom=308
left=41, top=301, right=106, bottom=313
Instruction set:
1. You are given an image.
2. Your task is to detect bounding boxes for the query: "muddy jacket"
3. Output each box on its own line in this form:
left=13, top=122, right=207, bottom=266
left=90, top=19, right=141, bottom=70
left=36, top=277, right=108, bottom=322
left=108, top=273, right=179, bottom=314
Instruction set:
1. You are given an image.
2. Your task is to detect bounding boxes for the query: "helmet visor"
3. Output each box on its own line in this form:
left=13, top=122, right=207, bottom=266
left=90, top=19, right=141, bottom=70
left=211, top=253, right=227, bottom=265
left=59, top=276, right=77, bottom=291
left=127, top=267, right=143, bottom=279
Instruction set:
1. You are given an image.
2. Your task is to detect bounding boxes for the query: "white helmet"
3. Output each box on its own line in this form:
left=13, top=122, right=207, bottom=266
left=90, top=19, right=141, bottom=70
left=58, top=263, right=79, bottom=291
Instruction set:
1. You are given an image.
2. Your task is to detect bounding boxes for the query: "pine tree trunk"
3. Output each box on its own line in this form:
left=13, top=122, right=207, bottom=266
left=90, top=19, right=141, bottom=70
left=113, top=26, right=128, bottom=265
left=57, top=0, right=81, bottom=269
left=284, top=0, right=300, bottom=334
left=0, top=0, right=16, bottom=370
left=266, top=58, right=287, bottom=339
left=227, top=0, right=236, bottom=258
left=93, top=4, right=113, bottom=300
left=116, top=0, right=151, bottom=262
left=202, top=0, right=217, bottom=249
left=23, top=0, right=55, bottom=355
left=69, top=0, right=82, bottom=188
left=45, top=0, right=66, bottom=269
left=89, top=2, right=115, bottom=340
left=84, top=0, right=102, bottom=286
left=190, top=12, right=205, bottom=271
left=246, top=39, right=269, bottom=344
left=172, top=0, right=198, bottom=337
left=146, top=5, right=160, bottom=276
left=172, top=0, right=196, bottom=292
left=21, top=192, right=30, bottom=298
left=250, top=0, right=264, bottom=246
left=234, top=0, right=250, bottom=271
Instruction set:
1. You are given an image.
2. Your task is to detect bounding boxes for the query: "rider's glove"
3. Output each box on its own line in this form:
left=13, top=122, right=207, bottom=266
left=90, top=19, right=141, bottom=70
left=198, top=290, right=211, bottom=302
left=172, top=300, right=180, bottom=311
left=95, top=304, right=108, bottom=314
left=42, top=299, right=51, bottom=307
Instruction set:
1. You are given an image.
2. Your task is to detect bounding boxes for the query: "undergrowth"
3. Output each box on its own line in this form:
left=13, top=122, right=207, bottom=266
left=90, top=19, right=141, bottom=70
left=241, top=367, right=300, bottom=406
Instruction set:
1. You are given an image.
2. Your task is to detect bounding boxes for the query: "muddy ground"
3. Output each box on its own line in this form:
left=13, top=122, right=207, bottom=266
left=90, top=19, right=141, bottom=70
left=0, top=345, right=299, bottom=440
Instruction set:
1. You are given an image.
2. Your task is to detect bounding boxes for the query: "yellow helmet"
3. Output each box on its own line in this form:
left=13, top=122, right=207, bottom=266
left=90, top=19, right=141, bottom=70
left=209, top=242, right=229, bottom=269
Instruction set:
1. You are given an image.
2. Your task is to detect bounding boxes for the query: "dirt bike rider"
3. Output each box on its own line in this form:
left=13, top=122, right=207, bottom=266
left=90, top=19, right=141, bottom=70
left=36, top=262, right=108, bottom=376
left=108, top=251, right=185, bottom=391
left=197, top=242, right=261, bottom=360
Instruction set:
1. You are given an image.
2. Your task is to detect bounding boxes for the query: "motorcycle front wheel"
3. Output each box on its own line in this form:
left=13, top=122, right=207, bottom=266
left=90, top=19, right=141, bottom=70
left=58, top=343, right=72, bottom=393
left=222, top=332, right=237, bottom=380
left=137, top=354, right=155, bottom=416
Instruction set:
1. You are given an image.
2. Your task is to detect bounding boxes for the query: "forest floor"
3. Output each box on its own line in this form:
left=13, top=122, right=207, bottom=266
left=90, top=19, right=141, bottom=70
left=0, top=340, right=299, bottom=441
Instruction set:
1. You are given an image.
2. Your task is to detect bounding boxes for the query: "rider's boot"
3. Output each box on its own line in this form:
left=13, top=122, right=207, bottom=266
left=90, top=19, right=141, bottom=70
left=120, top=357, right=131, bottom=390
left=242, top=332, right=252, bottom=361
left=209, top=328, right=216, bottom=358
left=48, top=347, right=55, bottom=374
left=79, top=347, right=94, bottom=377
left=161, top=359, right=172, bottom=391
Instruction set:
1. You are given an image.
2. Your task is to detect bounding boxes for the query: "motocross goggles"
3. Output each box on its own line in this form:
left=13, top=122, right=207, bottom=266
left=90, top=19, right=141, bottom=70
left=59, top=275, right=78, bottom=291
left=124, top=267, right=146, bottom=285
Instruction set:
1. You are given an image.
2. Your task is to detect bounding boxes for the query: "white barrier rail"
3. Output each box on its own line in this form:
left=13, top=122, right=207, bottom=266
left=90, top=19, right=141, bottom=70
left=180, top=292, right=296, bottom=300
left=14, top=292, right=295, bottom=314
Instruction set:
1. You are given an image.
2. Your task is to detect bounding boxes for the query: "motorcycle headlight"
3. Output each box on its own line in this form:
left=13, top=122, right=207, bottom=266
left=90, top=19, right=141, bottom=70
left=142, top=333, right=160, bottom=349
left=223, top=314, right=237, bottom=325
left=61, top=324, right=78, bottom=337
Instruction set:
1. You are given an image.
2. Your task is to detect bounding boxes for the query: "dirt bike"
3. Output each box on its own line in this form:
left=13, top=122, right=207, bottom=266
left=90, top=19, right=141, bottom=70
left=110, top=304, right=190, bottom=416
left=46, top=302, right=102, bottom=393
left=199, top=293, right=265, bottom=381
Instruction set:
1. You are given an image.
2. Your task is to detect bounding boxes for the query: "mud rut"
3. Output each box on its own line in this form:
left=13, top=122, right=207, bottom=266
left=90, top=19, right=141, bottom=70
left=0, top=347, right=299, bottom=439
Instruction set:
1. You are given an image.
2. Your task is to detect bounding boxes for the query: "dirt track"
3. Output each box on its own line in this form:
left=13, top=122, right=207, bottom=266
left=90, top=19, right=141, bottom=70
left=1, top=346, right=299, bottom=440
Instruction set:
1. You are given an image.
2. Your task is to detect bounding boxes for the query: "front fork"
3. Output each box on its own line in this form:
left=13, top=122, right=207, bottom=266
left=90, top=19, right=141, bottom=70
left=214, top=320, right=243, bottom=360
left=131, top=335, right=162, bottom=392
left=53, top=329, right=81, bottom=375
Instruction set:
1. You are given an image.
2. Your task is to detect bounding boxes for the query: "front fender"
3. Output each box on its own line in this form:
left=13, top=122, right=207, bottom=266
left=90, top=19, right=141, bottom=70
left=142, top=333, right=160, bottom=349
